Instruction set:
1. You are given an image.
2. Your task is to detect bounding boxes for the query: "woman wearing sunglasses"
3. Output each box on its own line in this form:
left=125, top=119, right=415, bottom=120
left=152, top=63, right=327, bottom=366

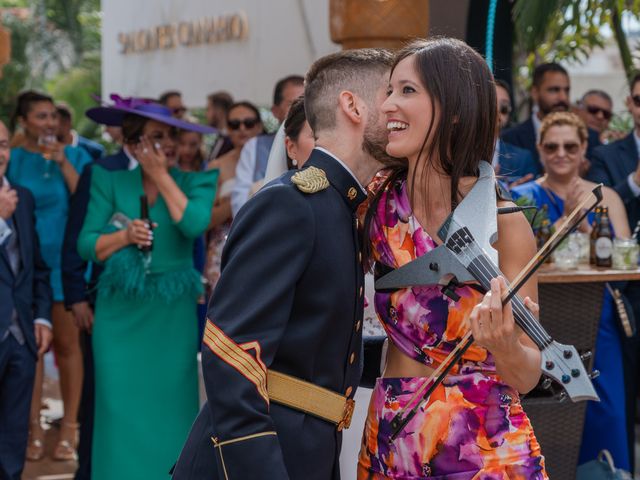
left=204, top=101, right=264, bottom=293
left=511, top=111, right=631, bottom=471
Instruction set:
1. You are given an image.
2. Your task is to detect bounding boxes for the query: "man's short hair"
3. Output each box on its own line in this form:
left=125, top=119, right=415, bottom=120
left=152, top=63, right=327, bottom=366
left=304, top=49, right=393, bottom=133
left=56, top=103, right=73, bottom=122
left=532, top=63, right=568, bottom=88
left=629, top=72, right=640, bottom=93
left=581, top=89, right=612, bottom=105
left=207, top=91, right=234, bottom=111
left=273, top=75, right=304, bottom=107
left=158, top=90, right=182, bottom=105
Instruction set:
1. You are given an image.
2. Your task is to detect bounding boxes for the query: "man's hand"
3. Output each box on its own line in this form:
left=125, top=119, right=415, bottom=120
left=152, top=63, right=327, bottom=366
left=71, top=301, right=94, bottom=333
left=35, top=323, right=52, bottom=356
left=0, top=185, right=18, bottom=220
left=508, top=173, right=534, bottom=189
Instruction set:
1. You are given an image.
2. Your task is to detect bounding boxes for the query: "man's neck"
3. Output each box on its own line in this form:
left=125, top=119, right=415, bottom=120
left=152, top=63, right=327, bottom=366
left=315, top=137, right=381, bottom=187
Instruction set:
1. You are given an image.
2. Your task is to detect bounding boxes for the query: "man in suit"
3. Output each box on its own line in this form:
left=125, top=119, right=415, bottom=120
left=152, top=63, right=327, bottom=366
left=61, top=141, right=131, bottom=480
left=586, top=72, right=640, bottom=470
left=172, top=48, right=394, bottom=480
left=493, top=80, right=538, bottom=184
left=0, top=120, right=53, bottom=479
left=502, top=63, right=601, bottom=175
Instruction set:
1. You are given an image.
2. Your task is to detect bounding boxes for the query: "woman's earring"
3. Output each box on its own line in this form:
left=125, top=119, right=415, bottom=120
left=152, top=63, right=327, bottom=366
left=291, top=158, right=298, bottom=167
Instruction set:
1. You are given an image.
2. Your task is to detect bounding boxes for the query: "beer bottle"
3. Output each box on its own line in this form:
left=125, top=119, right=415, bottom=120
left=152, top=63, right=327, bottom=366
left=139, top=195, right=153, bottom=253
left=595, top=206, right=613, bottom=267
left=590, top=206, right=602, bottom=265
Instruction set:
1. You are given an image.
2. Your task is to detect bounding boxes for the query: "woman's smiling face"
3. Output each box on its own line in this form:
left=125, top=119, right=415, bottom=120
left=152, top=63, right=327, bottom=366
left=381, top=55, right=438, bottom=162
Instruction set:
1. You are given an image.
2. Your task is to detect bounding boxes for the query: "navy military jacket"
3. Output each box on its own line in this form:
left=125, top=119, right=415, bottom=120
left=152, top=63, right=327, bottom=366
left=173, top=148, right=366, bottom=480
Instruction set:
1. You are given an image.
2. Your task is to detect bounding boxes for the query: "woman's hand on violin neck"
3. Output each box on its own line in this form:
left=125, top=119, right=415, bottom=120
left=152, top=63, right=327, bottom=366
left=135, top=136, right=168, bottom=180
left=469, top=277, right=521, bottom=356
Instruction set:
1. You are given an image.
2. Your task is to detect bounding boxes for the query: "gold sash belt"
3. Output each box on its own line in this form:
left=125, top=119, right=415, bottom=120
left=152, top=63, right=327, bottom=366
left=267, top=370, right=355, bottom=431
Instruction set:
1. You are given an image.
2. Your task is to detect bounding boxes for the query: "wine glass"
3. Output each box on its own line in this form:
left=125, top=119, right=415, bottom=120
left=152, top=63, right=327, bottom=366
left=37, top=135, right=57, bottom=178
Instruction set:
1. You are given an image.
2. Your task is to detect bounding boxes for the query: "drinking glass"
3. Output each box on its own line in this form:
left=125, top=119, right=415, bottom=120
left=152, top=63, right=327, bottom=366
left=37, top=135, right=57, bottom=178
left=612, top=238, right=639, bottom=270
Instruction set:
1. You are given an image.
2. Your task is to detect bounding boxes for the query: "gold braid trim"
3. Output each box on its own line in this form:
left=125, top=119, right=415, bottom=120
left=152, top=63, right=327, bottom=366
left=291, top=166, right=330, bottom=193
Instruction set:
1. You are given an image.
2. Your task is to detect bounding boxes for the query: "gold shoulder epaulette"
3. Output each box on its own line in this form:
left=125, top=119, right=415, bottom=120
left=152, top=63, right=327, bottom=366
left=291, top=166, right=330, bottom=194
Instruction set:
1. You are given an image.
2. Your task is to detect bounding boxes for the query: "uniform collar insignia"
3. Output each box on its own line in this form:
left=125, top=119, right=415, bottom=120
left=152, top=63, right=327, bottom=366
left=304, top=150, right=367, bottom=210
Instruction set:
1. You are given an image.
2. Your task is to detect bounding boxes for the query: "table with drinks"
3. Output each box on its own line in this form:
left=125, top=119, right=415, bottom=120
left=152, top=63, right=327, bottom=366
left=523, top=209, right=640, bottom=478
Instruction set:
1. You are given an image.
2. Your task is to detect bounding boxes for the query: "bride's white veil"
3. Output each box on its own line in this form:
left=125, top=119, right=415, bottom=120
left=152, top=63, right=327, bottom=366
left=263, top=123, right=289, bottom=184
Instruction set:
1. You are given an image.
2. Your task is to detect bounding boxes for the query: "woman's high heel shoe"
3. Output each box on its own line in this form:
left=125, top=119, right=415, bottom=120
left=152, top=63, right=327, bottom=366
left=52, top=421, right=79, bottom=461
left=25, top=421, right=45, bottom=461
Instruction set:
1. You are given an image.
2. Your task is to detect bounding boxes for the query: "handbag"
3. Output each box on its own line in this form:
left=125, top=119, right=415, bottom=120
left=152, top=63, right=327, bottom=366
left=576, top=450, right=632, bottom=480
left=605, top=283, right=637, bottom=338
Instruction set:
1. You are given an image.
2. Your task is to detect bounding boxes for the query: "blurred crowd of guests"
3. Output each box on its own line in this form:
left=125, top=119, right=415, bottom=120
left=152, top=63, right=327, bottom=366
left=2, top=58, right=640, bottom=479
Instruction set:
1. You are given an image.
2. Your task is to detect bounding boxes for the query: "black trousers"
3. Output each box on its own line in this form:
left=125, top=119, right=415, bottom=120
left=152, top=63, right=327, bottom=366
left=0, top=334, right=35, bottom=480
left=75, top=331, right=94, bottom=480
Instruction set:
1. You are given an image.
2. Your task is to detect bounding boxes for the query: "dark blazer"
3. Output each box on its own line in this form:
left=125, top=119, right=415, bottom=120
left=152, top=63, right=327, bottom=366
left=62, top=150, right=129, bottom=307
left=77, top=136, right=105, bottom=161
left=496, top=140, right=538, bottom=182
left=586, top=133, right=640, bottom=227
left=173, top=149, right=366, bottom=480
left=501, top=117, right=602, bottom=174
left=0, top=185, right=52, bottom=356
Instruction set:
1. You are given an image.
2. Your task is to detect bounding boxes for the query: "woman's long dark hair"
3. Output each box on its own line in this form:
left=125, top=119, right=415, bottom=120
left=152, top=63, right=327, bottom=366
left=363, top=37, right=497, bottom=268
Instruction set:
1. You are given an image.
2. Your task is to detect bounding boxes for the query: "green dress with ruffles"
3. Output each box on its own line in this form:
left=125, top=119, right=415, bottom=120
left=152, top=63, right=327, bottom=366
left=78, top=165, right=218, bottom=480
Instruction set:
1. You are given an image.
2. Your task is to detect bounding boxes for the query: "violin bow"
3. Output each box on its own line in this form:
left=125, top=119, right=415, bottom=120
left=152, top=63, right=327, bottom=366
left=388, top=184, right=603, bottom=443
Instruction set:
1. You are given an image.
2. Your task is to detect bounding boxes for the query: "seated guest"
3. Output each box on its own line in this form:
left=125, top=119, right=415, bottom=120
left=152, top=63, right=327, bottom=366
left=511, top=111, right=630, bottom=470
left=56, top=103, right=105, bottom=160
left=0, top=119, right=52, bottom=480
left=80, top=100, right=217, bottom=480
left=9, top=90, right=92, bottom=462
left=502, top=63, right=601, bottom=174
left=494, top=80, right=537, bottom=185
left=587, top=72, right=640, bottom=470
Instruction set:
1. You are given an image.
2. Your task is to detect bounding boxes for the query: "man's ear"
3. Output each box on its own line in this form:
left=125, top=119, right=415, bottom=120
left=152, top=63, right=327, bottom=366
left=626, top=95, right=633, bottom=112
left=338, top=91, right=363, bottom=125
left=531, top=85, right=539, bottom=105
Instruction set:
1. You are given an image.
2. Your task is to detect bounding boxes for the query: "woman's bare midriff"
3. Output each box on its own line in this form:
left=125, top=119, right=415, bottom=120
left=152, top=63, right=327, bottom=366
left=383, top=341, right=436, bottom=378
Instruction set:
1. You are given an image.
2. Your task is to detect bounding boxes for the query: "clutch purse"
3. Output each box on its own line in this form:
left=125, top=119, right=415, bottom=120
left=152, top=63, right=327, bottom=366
left=605, top=283, right=636, bottom=338
left=577, top=450, right=632, bottom=480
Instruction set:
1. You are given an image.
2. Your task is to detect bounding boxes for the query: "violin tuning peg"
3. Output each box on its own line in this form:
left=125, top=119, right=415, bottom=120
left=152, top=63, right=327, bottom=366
left=580, top=351, right=592, bottom=362
left=558, top=392, right=568, bottom=402
left=589, top=370, right=600, bottom=380
left=541, top=378, right=553, bottom=390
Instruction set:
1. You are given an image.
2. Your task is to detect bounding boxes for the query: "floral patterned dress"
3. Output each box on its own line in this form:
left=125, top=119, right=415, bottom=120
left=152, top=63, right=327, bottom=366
left=357, top=173, right=547, bottom=480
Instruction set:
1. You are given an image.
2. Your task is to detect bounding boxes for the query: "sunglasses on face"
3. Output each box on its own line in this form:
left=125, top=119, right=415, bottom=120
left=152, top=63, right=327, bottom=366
left=632, top=95, right=640, bottom=108
left=228, top=118, right=260, bottom=130
left=585, top=104, right=612, bottom=120
left=541, top=142, right=581, bottom=155
left=499, top=103, right=512, bottom=115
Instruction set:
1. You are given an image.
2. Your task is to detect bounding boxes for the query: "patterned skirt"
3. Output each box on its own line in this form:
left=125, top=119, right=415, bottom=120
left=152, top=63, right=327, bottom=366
left=357, top=374, right=548, bottom=480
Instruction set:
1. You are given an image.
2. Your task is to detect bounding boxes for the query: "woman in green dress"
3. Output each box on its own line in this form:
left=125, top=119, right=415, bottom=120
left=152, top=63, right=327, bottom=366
left=78, top=100, right=218, bottom=479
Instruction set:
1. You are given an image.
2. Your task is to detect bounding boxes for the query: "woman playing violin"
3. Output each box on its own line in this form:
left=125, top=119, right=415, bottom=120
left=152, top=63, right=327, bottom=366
left=357, top=38, right=547, bottom=479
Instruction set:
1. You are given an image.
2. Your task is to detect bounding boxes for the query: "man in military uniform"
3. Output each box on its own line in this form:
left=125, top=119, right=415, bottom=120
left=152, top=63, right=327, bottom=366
left=172, top=49, right=394, bottom=479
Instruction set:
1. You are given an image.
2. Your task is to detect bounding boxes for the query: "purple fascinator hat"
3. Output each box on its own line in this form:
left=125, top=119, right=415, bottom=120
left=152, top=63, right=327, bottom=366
left=86, top=94, right=216, bottom=134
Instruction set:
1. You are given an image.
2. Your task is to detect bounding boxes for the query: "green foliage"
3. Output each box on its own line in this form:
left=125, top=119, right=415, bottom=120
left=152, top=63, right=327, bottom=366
left=513, top=0, right=640, bottom=85
left=45, top=52, right=101, bottom=139
left=0, top=12, right=44, bottom=126
left=0, top=0, right=102, bottom=139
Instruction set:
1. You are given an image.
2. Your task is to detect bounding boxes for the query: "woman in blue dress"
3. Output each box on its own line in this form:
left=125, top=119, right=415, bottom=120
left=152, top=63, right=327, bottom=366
left=511, top=111, right=631, bottom=470
left=8, top=91, right=92, bottom=461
